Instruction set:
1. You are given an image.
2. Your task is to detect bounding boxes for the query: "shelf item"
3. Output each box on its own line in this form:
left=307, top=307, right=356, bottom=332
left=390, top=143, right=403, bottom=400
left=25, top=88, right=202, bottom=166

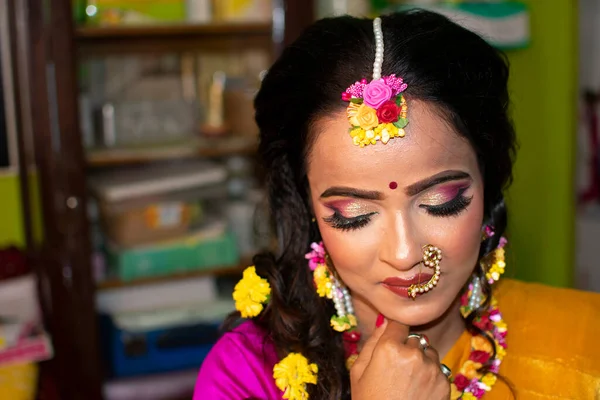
left=95, top=100, right=200, bottom=148
left=213, top=0, right=272, bottom=23
left=104, top=368, right=198, bottom=400
left=94, top=181, right=227, bottom=248
left=106, top=222, right=239, bottom=282
left=97, top=263, right=245, bottom=290
left=89, top=160, right=227, bottom=202
left=101, top=299, right=233, bottom=378
left=0, top=275, right=53, bottom=366
left=100, top=315, right=219, bottom=378
left=76, top=23, right=273, bottom=56
left=97, top=275, right=217, bottom=314
left=83, top=0, right=187, bottom=26
left=86, top=137, right=258, bottom=166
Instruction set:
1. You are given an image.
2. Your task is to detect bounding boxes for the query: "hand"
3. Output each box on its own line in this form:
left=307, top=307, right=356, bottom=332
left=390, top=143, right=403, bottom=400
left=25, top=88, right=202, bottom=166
left=350, top=317, right=450, bottom=400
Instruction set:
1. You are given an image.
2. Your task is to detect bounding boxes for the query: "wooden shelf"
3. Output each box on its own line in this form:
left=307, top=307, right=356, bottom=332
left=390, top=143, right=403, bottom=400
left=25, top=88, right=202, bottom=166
left=76, top=23, right=272, bottom=39
left=76, top=22, right=274, bottom=56
left=86, top=137, right=258, bottom=167
left=97, top=263, right=247, bottom=290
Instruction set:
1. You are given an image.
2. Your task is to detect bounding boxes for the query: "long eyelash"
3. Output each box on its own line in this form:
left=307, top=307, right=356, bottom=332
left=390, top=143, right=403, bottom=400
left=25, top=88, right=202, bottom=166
left=323, top=211, right=377, bottom=231
left=422, top=192, right=473, bottom=217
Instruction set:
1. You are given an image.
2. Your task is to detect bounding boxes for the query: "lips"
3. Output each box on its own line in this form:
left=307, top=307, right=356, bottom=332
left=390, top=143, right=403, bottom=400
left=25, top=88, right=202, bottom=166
left=383, top=274, right=434, bottom=287
left=382, top=274, right=434, bottom=298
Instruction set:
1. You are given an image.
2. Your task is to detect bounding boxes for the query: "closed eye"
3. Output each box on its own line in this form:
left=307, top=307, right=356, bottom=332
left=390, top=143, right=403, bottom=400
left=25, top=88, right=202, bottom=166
left=420, top=188, right=472, bottom=217
left=323, top=211, right=377, bottom=231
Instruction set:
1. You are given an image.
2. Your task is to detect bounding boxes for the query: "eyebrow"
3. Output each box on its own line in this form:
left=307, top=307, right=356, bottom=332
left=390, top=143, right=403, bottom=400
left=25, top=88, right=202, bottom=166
left=404, top=170, right=471, bottom=196
left=319, top=170, right=471, bottom=200
left=320, top=187, right=383, bottom=200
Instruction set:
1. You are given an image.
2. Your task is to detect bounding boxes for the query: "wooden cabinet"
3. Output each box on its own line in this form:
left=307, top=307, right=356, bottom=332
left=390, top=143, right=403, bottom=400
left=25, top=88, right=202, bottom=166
left=8, top=0, right=313, bottom=398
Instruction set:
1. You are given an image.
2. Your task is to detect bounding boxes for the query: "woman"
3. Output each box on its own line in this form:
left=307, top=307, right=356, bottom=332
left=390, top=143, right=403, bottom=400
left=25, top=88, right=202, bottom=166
left=194, top=10, right=600, bottom=400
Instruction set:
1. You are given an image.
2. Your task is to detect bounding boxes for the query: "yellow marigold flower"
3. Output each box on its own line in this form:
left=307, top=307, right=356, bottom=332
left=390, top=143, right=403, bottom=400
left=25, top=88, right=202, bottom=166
left=330, top=315, right=357, bottom=332
left=313, top=265, right=333, bottom=298
left=461, top=360, right=483, bottom=380
left=482, top=373, right=497, bottom=387
left=471, top=335, right=493, bottom=353
left=450, top=384, right=463, bottom=400
left=233, top=266, right=271, bottom=318
left=350, top=127, right=364, bottom=138
left=273, top=353, right=318, bottom=400
left=352, top=104, right=379, bottom=130
left=462, top=393, right=477, bottom=400
left=495, top=320, right=507, bottom=331
left=346, top=354, right=358, bottom=371
left=347, top=314, right=357, bottom=327
left=496, top=345, right=506, bottom=360
left=331, top=319, right=351, bottom=332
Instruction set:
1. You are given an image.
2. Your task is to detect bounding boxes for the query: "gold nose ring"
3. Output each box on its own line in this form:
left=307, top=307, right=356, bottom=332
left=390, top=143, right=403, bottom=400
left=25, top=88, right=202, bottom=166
left=407, top=245, right=442, bottom=299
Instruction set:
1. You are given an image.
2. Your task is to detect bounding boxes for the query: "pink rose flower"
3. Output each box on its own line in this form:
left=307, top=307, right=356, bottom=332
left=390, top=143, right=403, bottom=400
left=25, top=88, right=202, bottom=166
left=363, top=79, right=393, bottom=109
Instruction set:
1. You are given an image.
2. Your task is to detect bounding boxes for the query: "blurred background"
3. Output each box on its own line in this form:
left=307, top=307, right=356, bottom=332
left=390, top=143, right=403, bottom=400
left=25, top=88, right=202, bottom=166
left=0, top=0, right=594, bottom=399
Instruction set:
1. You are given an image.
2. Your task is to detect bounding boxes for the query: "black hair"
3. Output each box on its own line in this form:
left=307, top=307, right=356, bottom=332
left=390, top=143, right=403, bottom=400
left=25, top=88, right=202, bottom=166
left=241, top=10, right=516, bottom=399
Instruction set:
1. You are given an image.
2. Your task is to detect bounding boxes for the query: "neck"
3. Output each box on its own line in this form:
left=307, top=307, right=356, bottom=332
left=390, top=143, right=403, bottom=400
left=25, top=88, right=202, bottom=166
left=353, top=295, right=465, bottom=360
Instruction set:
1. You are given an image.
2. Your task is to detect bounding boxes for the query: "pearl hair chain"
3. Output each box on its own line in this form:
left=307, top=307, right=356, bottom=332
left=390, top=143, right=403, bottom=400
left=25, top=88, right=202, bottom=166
left=373, top=17, right=383, bottom=80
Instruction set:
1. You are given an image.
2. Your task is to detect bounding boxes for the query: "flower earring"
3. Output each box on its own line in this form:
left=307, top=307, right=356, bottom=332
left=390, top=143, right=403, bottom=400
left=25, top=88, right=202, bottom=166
left=407, top=245, right=442, bottom=299
left=461, top=226, right=507, bottom=317
left=305, top=242, right=358, bottom=332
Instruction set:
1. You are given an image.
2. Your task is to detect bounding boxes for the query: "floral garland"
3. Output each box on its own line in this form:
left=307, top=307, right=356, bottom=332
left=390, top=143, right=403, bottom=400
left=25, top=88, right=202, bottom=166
left=232, top=255, right=507, bottom=400
left=342, top=74, right=409, bottom=147
left=451, top=289, right=507, bottom=400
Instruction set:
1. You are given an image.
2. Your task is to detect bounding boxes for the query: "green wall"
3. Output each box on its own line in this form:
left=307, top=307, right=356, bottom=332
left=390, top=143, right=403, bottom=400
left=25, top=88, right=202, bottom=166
left=506, top=1, right=577, bottom=287
left=0, top=174, right=25, bottom=246
left=0, top=172, right=42, bottom=248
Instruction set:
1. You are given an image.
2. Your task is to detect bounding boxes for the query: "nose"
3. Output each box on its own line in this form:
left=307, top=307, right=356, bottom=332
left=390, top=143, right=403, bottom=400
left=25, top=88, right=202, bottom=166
left=378, top=211, right=422, bottom=272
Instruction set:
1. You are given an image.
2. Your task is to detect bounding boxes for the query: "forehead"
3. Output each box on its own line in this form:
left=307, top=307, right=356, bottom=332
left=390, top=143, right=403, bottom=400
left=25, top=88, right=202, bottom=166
left=307, top=100, right=480, bottom=188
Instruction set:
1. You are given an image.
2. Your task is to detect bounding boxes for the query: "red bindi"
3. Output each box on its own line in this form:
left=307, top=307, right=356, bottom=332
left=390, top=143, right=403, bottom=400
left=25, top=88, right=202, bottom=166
left=389, top=181, right=398, bottom=190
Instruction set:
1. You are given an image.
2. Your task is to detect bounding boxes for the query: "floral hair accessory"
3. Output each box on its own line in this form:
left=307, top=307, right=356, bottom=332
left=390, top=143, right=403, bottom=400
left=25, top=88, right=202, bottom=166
left=273, top=352, right=318, bottom=400
left=233, top=266, right=271, bottom=318
left=342, top=17, right=409, bottom=147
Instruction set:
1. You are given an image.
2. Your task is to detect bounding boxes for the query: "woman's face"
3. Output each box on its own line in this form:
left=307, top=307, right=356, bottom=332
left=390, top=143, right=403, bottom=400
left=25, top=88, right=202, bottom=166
left=307, top=100, right=484, bottom=327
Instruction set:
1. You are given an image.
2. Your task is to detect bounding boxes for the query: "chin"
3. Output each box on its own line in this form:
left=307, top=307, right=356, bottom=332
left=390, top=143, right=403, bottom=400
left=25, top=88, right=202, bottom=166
left=382, top=288, right=458, bottom=328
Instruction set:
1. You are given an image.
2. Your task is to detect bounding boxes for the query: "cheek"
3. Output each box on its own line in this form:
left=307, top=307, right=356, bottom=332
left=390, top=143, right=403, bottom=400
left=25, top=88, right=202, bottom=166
left=436, top=193, right=484, bottom=275
left=318, top=224, right=374, bottom=274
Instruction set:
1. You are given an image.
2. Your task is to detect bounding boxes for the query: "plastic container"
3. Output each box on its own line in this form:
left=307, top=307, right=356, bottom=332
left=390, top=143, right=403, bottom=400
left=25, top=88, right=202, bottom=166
left=99, top=192, right=203, bottom=248
left=100, top=315, right=220, bottom=378
left=89, top=161, right=228, bottom=247
left=105, top=223, right=239, bottom=281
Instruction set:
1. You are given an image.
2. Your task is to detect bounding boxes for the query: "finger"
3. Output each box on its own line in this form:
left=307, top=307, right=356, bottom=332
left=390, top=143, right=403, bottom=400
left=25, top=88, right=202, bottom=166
left=424, top=344, right=441, bottom=364
left=405, top=334, right=441, bottom=364
left=353, top=314, right=388, bottom=367
left=378, top=319, right=410, bottom=344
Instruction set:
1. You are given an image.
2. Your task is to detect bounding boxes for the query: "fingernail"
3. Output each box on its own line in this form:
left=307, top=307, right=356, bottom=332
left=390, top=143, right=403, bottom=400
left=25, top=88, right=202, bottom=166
left=375, top=313, right=385, bottom=328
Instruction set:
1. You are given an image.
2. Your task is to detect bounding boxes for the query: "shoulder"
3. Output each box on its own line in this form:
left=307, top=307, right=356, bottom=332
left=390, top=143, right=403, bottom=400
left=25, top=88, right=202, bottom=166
left=193, top=321, right=282, bottom=400
left=495, top=279, right=600, bottom=398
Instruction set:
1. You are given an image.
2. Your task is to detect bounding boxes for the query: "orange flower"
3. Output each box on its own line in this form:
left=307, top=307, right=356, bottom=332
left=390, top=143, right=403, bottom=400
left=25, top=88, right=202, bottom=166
left=350, top=104, right=379, bottom=130
left=471, top=335, right=493, bottom=353
left=461, top=360, right=483, bottom=380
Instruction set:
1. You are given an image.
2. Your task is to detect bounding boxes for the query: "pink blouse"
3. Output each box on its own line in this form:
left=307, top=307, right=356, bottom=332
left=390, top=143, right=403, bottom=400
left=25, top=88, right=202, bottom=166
left=194, top=321, right=283, bottom=399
